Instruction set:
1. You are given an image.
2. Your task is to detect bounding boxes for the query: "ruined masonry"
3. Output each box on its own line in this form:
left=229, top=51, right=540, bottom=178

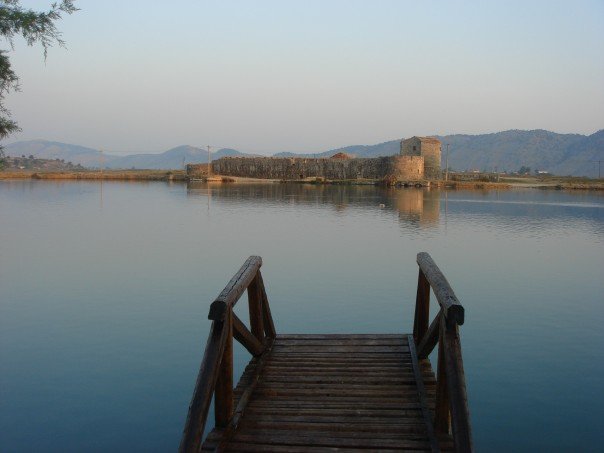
left=187, top=137, right=442, bottom=181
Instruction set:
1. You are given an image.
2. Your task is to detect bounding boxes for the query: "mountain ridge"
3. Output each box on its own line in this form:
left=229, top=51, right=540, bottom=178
left=4, top=129, right=602, bottom=177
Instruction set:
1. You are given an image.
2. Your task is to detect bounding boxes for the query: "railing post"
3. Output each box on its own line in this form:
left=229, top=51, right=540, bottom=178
left=214, top=310, right=233, bottom=428
left=434, top=315, right=450, bottom=434
left=443, top=317, right=474, bottom=452
left=257, top=271, right=276, bottom=339
left=414, top=269, right=430, bottom=345
left=247, top=274, right=265, bottom=344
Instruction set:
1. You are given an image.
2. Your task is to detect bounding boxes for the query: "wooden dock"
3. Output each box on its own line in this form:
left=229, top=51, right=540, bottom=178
left=180, top=254, right=472, bottom=452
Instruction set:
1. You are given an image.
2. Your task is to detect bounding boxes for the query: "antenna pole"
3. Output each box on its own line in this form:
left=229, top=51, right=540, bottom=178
left=445, top=143, right=449, bottom=182
left=207, top=145, right=212, bottom=177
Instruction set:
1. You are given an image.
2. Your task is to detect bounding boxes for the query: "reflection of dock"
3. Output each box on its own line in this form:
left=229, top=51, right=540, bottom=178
left=180, top=254, right=472, bottom=452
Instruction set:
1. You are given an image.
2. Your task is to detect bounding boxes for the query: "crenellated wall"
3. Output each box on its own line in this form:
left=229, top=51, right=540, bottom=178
left=187, top=156, right=424, bottom=181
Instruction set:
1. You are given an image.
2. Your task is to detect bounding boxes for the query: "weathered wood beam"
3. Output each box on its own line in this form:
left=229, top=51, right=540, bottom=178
left=418, top=310, right=442, bottom=359
left=416, top=252, right=464, bottom=325
left=209, top=256, right=262, bottom=321
left=233, top=313, right=264, bottom=356
left=179, top=319, right=229, bottom=453
left=214, top=339, right=275, bottom=451
left=433, top=318, right=450, bottom=435
left=247, top=275, right=265, bottom=343
left=257, top=271, right=276, bottom=339
left=407, top=335, right=440, bottom=453
left=443, top=317, right=474, bottom=452
left=214, top=310, right=234, bottom=428
left=413, top=269, right=431, bottom=344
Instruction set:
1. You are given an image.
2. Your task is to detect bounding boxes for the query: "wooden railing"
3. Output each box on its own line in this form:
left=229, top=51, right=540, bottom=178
left=413, top=252, right=473, bottom=453
left=179, top=256, right=276, bottom=453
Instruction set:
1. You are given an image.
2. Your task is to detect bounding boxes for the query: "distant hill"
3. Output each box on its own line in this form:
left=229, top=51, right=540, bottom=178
left=274, top=140, right=400, bottom=159
left=4, top=129, right=603, bottom=176
left=276, top=130, right=603, bottom=177
left=3, top=140, right=121, bottom=167
left=3, top=141, right=249, bottom=170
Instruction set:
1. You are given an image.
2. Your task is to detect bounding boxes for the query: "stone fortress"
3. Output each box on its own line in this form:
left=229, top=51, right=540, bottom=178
left=187, top=136, right=442, bottom=183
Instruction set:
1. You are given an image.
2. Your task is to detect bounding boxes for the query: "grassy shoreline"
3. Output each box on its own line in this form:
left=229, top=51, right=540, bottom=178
left=0, top=169, right=187, bottom=181
left=1, top=169, right=602, bottom=191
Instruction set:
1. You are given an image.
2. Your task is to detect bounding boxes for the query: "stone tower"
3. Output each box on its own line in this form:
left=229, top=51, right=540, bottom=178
left=400, top=136, right=442, bottom=179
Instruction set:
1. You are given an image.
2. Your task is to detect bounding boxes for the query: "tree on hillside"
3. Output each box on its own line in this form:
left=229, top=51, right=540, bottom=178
left=0, top=0, right=77, bottom=142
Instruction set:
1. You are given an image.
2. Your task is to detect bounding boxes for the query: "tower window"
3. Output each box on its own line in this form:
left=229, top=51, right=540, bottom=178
left=413, top=146, right=417, bottom=151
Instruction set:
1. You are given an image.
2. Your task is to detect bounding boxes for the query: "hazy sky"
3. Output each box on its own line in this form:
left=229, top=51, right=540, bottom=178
left=4, top=0, right=604, bottom=155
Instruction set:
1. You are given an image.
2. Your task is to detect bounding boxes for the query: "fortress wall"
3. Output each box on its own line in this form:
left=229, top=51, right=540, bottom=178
left=189, top=156, right=424, bottom=181
left=211, top=157, right=392, bottom=180
left=392, top=156, right=424, bottom=181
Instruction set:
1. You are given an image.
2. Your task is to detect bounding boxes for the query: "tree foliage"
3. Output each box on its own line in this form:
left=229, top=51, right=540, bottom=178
left=0, top=0, right=77, bottom=140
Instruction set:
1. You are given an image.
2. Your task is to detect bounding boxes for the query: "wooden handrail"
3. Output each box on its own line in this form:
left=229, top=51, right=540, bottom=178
left=179, top=256, right=275, bottom=453
left=208, top=256, right=263, bottom=321
left=413, top=252, right=473, bottom=453
left=417, top=252, right=464, bottom=325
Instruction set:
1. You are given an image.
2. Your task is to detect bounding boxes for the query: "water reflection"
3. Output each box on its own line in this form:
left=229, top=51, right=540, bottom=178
left=187, top=182, right=442, bottom=229
left=1, top=180, right=603, bottom=452
left=394, top=189, right=440, bottom=227
left=186, top=182, right=604, bottom=237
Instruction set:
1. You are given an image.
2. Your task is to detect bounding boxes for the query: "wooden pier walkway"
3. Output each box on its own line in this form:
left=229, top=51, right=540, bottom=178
left=180, top=254, right=472, bottom=452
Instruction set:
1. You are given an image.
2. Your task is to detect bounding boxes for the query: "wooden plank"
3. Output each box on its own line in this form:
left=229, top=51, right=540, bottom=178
left=265, top=357, right=412, bottom=364
left=416, top=252, right=464, bottom=325
left=247, top=400, right=423, bottom=409
left=269, top=349, right=411, bottom=354
left=247, top=388, right=424, bottom=398
left=274, top=338, right=407, bottom=346
left=237, top=414, right=427, bottom=425
left=240, top=418, right=429, bottom=432
left=232, top=313, right=264, bottom=356
left=246, top=274, right=265, bottom=343
left=418, top=309, right=443, bottom=359
left=262, top=364, right=416, bottom=371
left=276, top=334, right=407, bottom=339
left=408, top=334, right=440, bottom=453
left=208, top=256, right=262, bottom=321
left=179, top=319, right=229, bottom=453
left=216, top=442, right=411, bottom=453
left=256, top=376, right=418, bottom=384
left=443, top=317, right=474, bottom=452
left=244, top=407, right=422, bottom=417
left=271, top=345, right=410, bottom=353
left=234, top=428, right=427, bottom=441
left=214, top=311, right=233, bottom=428
left=229, top=433, right=431, bottom=450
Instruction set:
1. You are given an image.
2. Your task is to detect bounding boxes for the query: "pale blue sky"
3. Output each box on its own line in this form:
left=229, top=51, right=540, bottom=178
left=4, top=0, right=604, bottom=154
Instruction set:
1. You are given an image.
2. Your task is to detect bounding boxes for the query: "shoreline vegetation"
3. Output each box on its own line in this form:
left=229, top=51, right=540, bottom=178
left=0, top=169, right=602, bottom=191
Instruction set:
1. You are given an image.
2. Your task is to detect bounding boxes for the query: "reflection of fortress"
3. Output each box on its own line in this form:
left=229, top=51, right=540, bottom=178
left=187, top=182, right=440, bottom=228
left=394, top=189, right=440, bottom=226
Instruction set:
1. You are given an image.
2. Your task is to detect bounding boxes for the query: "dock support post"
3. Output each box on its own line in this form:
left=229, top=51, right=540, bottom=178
left=214, top=311, right=233, bottom=428
left=414, top=269, right=430, bottom=345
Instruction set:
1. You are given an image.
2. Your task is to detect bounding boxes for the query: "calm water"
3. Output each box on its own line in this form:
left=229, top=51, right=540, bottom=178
left=1, top=180, right=603, bottom=452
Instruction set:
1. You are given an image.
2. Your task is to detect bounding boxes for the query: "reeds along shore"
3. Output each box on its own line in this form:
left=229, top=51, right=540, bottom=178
left=0, top=169, right=188, bottom=181
left=0, top=169, right=602, bottom=190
